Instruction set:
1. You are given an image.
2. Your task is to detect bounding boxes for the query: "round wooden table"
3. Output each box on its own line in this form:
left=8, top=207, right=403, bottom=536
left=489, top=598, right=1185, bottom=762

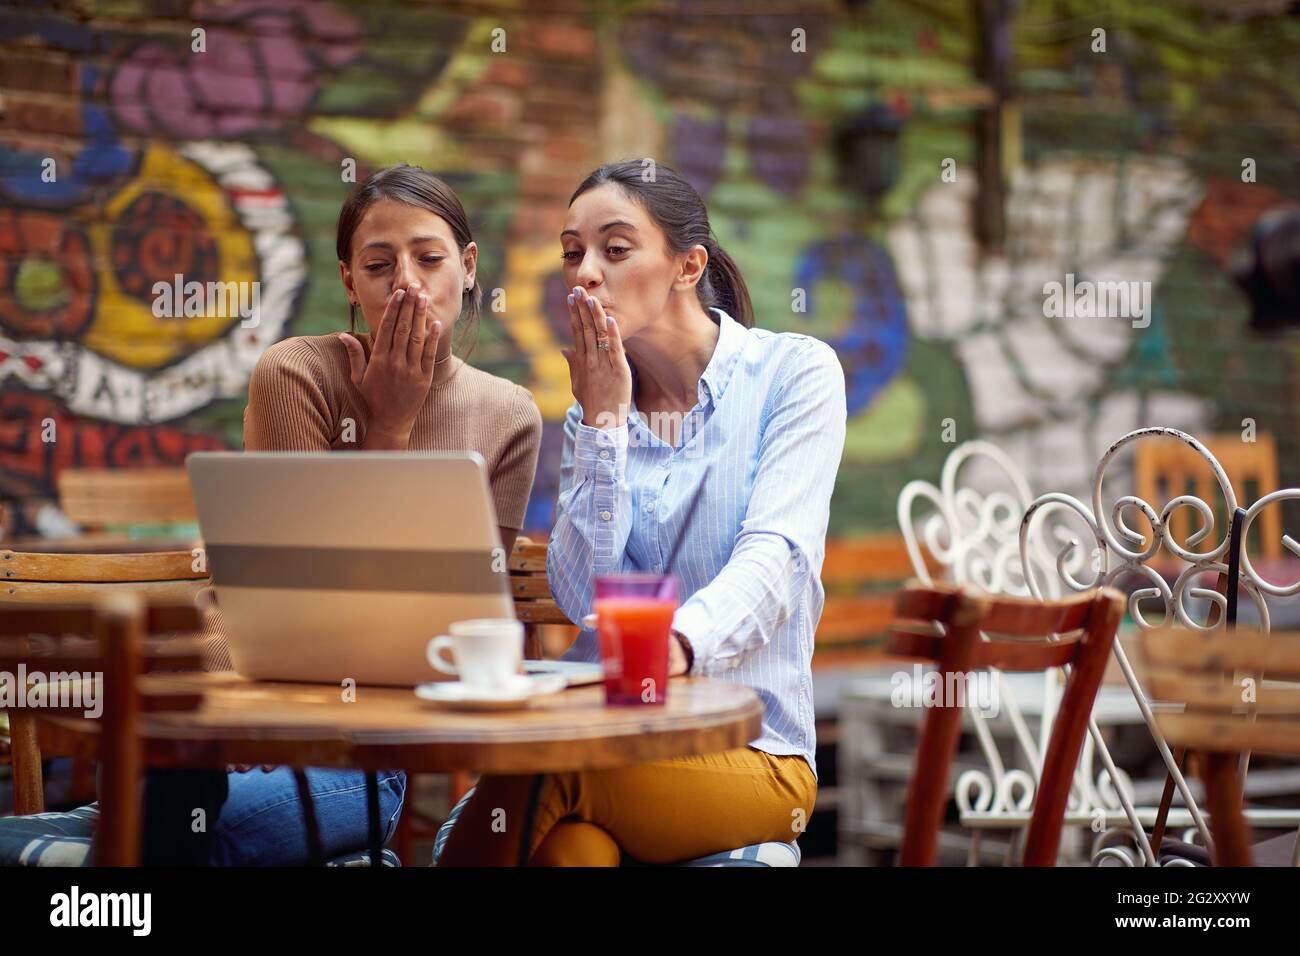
left=36, top=672, right=764, bottom=865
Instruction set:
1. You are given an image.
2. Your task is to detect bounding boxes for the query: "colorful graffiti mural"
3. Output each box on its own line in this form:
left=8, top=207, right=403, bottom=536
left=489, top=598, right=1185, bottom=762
left=2, top=1, right=1298, bottom=536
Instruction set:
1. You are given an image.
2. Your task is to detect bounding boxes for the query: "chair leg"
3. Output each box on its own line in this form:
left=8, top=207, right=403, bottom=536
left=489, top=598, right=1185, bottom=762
left=899, top=689, right=968, bottom=866
left=1023, top=596, right=1121, bottom=867
left=1202, top=751, right=1252, bottom=866
left=898, top=603, right=983, bottom=866
left=524, top=623, right=542, bottom=661
left=94, top=610, right=143, bottom=867
left=1149, top=746, right=1185, bottom=858
left=8, top=711, right=45, bottom=815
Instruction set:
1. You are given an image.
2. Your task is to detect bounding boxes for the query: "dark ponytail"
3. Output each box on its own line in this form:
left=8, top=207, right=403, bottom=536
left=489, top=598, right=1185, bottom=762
left=569, top=161, right=755, bottom=328
left=701, top=243, right=753, bottom=330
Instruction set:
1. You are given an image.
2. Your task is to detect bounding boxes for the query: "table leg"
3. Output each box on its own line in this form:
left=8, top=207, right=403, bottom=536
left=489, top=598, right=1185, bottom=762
left=292, top=770, right=325, bottom=867
left=366, top=771, right=382, bottom=868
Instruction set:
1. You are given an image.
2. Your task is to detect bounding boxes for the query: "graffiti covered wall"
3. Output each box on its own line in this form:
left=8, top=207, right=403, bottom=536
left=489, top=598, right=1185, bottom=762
left=2, top=0, right=1298, bottom=535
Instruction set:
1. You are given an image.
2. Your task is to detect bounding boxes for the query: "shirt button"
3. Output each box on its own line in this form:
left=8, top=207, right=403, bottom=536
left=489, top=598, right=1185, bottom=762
left=598, top=449, right=609, bottom=460
left=644, top=502, right=655, bottom=513
left=599, top=510, right=612, bottom=522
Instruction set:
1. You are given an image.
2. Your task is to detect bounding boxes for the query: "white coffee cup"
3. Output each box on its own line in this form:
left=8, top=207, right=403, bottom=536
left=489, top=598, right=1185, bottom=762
left=427, top=619, right=524, bottom=690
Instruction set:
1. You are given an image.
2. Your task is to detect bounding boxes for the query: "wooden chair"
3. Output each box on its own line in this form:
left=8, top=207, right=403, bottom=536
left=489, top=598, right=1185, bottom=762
left=1142, top=627, right=1300, bottom=866
left=891, top=581, right=1125, bottom=866
left=1018, top=426, right=1300, bottom=864
left=1, top=546, right=210, bottom=805
left=0, top=595, right=204, bottom=864
left=1135, top=431, right=1281, bottom=563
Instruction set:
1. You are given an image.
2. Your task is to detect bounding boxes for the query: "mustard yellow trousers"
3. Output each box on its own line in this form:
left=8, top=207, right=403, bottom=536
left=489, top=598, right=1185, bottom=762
left=437, top=746, right=817, bottom=866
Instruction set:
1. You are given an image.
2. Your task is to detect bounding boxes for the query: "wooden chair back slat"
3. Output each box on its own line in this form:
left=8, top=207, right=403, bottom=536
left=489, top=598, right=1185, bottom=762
left=971, top=638, right=1083, bottom=673
left=507, top=536, right=571, bottom=658
left=0, top=634, right=206, bottom=675
left=1, top=550, right=205, bottom=583
left=1144, top=630, right=1300, bottom=681
left=1, top=547, right=208, bottom=621
left=0, top=606, right=97, bottom=634
left=506, top=539, right=548, bottom=572
left=892, top=584, right=963, bottom=623
left=1144, top=668, right=1300, bottom=713
left=0, top=687, right=203, bottom=716
left=510, top=576, right=554, bottom=600
left=977, top=590, right=1097, bottom=635
left=1138, top=627, right=1300, bottom=865
left=2, top=580, right=208, bottom=605
left=1156, top=711, right=1300, bottom=758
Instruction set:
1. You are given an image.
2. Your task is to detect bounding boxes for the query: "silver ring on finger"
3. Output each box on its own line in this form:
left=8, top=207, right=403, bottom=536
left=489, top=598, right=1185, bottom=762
left=597, top=338, right=610, bottom=351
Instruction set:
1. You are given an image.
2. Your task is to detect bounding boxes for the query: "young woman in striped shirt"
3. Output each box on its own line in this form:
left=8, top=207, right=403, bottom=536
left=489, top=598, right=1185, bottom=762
left=439, top=161, right=846, bottom=866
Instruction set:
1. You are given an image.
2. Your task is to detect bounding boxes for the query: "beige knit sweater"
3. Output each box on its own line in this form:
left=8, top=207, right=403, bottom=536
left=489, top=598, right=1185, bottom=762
left=199, top=332, right=544, bottom=671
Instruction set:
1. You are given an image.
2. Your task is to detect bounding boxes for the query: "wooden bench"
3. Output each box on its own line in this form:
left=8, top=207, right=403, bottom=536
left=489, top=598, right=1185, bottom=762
left=814, top=534, right=939, bottom=669
left=5, top=467, right=199, bottom=555
left=58, top=467, right=197, bottom=529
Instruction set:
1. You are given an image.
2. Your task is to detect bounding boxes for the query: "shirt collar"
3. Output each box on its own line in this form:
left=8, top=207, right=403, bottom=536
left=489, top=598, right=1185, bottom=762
left=698, top=307, right=745, bottom=405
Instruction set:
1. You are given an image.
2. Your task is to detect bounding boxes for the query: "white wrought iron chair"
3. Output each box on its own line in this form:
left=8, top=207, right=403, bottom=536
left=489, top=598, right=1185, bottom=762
left=1019, top=426, right=1300, bottom=866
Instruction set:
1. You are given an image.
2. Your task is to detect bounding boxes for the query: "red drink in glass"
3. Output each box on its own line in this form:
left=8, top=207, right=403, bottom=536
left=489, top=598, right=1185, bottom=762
left=594, top=573, right=677, bottom=706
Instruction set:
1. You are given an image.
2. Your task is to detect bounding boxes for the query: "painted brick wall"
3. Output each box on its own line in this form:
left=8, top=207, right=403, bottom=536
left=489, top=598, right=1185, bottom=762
left=1, top=0, right=1298, bottom=540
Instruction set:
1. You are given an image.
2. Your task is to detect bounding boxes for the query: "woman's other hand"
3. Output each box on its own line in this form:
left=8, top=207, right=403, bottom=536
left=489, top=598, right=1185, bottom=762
left=582, top=613, right=691, bottom=677
left=668, top=632, right=690, bottom=677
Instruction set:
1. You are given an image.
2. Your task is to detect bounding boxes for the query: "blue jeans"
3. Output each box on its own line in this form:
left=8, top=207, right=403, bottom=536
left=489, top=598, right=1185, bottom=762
left=143, top=768, right=406, bottom=866
left=213, top=768, right=406, bottom=866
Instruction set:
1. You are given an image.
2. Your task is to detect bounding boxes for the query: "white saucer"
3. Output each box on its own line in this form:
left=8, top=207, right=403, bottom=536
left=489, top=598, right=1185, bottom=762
left=414, top=673, right=567, bottom=711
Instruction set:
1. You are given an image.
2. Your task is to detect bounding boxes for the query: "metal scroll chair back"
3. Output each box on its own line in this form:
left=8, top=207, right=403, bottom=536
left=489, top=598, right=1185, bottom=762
left=1019, top=426, right=1300, bottom=865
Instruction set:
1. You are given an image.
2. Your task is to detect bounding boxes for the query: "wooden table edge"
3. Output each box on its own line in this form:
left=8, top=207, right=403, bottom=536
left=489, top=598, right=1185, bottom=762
left=33, top=678, right=766, bottom=774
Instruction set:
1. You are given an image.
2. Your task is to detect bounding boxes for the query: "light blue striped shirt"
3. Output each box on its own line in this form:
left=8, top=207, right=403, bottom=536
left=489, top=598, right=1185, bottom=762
left=548, top=308, right=847, bottom=779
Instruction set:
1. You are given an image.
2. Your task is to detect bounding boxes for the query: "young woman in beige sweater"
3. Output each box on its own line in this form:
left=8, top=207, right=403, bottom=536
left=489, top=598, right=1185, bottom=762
left=164, top=164, right=543, bottom=865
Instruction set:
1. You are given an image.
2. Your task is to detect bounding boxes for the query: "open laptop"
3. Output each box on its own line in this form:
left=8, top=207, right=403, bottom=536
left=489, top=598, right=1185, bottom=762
left=187, top=451, right=602, bottom=687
